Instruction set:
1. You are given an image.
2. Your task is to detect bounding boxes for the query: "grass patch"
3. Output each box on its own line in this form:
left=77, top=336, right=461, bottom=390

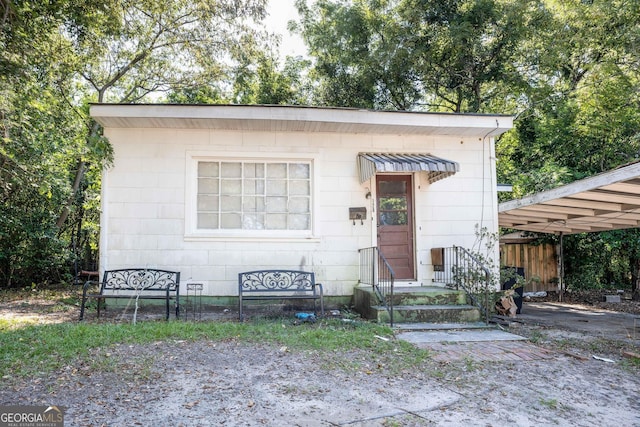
left=0, top=317, right=430, bottom=379
left=622, top=356, right=640, bottom=370
left=0, top=285, right=77, bottom=303
left=526, top=329, right=547, bottom=344
left=539, top=397, right=558, bottom=409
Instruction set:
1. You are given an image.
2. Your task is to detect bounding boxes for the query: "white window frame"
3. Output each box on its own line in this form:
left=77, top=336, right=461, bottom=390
left=185, top=152, right=318, bottom=241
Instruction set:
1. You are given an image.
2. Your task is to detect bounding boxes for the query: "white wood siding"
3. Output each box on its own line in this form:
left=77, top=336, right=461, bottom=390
left=101, top=127, right=499, bottom=296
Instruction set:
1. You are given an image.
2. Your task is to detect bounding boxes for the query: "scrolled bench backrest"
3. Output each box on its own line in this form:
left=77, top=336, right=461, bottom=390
left=239, top=270, right=315, bottom=293
left=101, top=269, right=180, bottom=293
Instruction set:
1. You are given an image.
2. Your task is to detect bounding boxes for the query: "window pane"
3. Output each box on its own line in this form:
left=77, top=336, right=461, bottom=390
left=245, top=179, right=264, bottom=195
left=289, top=163, right=309, bottom=179
left=198, top=213, right=218, bottom=229
left=289, top=197, right=309, bottom=213
left=221, top=178, right=241, bottom=195
left=379, top=196, right=407, bottom=211
left=266, top=196, right=287, bottom=212
left=266, top=213, right=287, bottom=229
left=244, top=163, right=263, bottom=178
left=267, top=179, right=287, bottom=196
left=220, top=195, right=241, bottom=212
left=379, top=180, right=406, bottom=194
left=267, top=163, right=287, bottom=178
left=288, top=214, right=310, bottom=230
left=198, top=162, right=219, bottom=178
left=243, top=163, right=262, bottom=178
left=243, top=196, right=256, bottom=212
left=243, top=213, right=265, bottom=229
left=221, top=162, right=241, bottom=178
left=243, top=196, right=266, bottom=212
left=379, top=211, right=408, bottom=225
left=198, top=178, right=218, bottom=194
left=197, top=195, right=218, bottom=211
left=379, top=194, right=408, bottom=225
left=289, top=179, right=309, bottom=196
left=220, top=213, right=241, bottom=228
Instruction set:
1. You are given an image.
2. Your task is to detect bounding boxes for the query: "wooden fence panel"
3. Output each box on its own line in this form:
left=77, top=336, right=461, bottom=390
left=500, top=243, right=558, bottom=292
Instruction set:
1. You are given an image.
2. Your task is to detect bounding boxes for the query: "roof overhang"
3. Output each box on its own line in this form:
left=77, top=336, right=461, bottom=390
left=357, top=152, right=459, bottom=184
left=499, top=161, right=640, bottom=235
left=90, top=104, right=513, bottom=136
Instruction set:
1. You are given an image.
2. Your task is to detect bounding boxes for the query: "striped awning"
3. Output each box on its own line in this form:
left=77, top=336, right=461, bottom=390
left=357, top=152, right=459, bottom=184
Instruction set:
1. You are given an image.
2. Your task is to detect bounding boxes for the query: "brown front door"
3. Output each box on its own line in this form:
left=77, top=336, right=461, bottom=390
left=376, top=175, right=415, bottom=280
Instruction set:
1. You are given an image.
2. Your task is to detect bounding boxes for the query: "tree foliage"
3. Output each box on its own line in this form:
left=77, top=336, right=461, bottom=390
left=294, top=0, right=640, bottom=293
left=1, top=0, right=268, bottom=288
left=494, top=0, right=640, bottom=294
left=294, top=0, right=542, bottom=112
left=3, top=0, right=640, bottom=296
left=1, top=0, right=112, bottom=286
left=498, top=0, right=640, bottom=190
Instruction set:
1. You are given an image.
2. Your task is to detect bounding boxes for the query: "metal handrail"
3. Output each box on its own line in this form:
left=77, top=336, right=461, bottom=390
left=433, top=246, right=492, bottom=324
left=358, top=247, right=395, bottom=326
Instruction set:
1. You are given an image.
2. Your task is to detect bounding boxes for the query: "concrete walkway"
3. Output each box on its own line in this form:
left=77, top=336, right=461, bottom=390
left=396, top=328, right=526, bottom=344
left=393, top=301, right=639, bottom=362
left=394, top=323, right=555, bottom=362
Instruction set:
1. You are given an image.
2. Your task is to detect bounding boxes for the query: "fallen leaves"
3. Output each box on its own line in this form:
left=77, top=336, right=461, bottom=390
left=184, top=400, right=200, bottom=409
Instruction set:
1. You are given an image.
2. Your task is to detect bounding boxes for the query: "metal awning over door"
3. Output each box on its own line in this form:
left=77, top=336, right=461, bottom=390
left=499, top=161, right=640, bottom=235
left=357, top=152, right=459, bottom=184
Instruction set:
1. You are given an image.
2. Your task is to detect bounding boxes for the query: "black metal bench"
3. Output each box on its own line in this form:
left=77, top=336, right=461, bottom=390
left=238, top=270, right=324, bottom=320
left=79, top=268, right=180, bottom=321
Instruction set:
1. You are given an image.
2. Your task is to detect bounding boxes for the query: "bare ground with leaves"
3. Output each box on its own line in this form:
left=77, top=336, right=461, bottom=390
left=0, top=290, right=639, bottom=426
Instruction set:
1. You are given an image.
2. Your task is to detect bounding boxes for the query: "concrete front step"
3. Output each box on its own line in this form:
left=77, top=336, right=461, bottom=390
left=372, top=304, right=481, bottom=324
left=389, top=286, right=469, bottom=306
left=353, top=285, right=483, bottom=323
left=393, top=322, right=491, bottom=332
left=353, top=285, right=469, bottom=309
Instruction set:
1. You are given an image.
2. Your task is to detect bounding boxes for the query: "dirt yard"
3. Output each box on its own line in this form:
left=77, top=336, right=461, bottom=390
left=1, top=291, right=639, bottom=426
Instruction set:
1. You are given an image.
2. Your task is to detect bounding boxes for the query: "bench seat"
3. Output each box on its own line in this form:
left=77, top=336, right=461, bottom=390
left=238, top=270, right=324, bottom=320
left=79, top=268, right=180, bottom=321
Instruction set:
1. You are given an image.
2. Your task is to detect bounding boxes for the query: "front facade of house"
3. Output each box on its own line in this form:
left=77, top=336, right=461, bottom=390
left=90, top=104, right=512, bottom=301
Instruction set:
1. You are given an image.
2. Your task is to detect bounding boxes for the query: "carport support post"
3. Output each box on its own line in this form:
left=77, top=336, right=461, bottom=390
left=559, top=232, right=565, bottom=302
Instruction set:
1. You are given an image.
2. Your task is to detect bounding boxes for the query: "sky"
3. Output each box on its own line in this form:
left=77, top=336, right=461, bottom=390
left=265, top=0, right=308, bottom=57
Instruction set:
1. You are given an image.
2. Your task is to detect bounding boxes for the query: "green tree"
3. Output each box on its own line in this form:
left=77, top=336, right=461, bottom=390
left=294, top=0, right=541, bottom=112
left=294, top=0, right=385, bottom=109
left=56, top=0, right=269, bottom=228
left=165, top=30, right=314, bottom=106
left=399, top=0, right=544, bottom=112
left=1, top=0, right=116, bottom=287
left=232, top=51, right=313, bottom=105
left=496, top=0, right=640, bottom=297
left=0, top=0, right=269, bottom=288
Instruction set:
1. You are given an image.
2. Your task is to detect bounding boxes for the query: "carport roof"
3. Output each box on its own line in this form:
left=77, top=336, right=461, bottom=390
left=499, top=161, right=640, bottom=235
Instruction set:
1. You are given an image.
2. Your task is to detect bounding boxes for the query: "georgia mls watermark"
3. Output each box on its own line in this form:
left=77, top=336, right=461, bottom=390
left=0, top=406, right=64, bottom=427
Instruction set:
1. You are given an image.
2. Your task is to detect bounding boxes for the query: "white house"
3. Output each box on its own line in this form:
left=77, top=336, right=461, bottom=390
left=90, top=104, right=513, bottom=305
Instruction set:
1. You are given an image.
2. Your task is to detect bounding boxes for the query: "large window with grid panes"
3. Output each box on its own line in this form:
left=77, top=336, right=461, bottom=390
left=196, top=160, right=311, bottom=231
